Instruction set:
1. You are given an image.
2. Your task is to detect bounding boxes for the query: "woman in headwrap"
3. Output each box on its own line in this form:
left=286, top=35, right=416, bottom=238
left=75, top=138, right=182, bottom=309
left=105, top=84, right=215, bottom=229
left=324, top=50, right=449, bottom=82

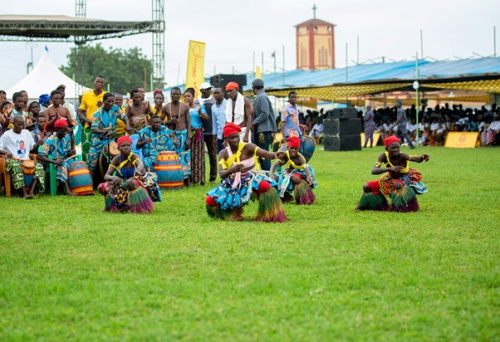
left=98, top=135, right=161, bottom=213
left=270, top=136, right=317, bottom=205
left=357, top=135, right=430, bottom=212
left=184, top=87, right=208, bottom=185
left=206, top=122, right=287, bottom=222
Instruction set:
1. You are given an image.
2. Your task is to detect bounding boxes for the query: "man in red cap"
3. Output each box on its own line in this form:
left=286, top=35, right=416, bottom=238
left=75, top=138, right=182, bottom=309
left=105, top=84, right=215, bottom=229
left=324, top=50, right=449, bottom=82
left=205, top=122, right=287, bottom=222
left=357, top=135, right=430, bottom=212
left=224, top=82, right=252, bottom=143
left=270, top=136, right=317, bottom=205
left=38, top=118, right=79, bottom=195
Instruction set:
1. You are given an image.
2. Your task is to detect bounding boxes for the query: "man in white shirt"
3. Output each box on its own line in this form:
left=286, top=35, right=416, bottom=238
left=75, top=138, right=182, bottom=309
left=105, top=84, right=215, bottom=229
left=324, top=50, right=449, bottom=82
left=0, top=116, right=45, bottom=198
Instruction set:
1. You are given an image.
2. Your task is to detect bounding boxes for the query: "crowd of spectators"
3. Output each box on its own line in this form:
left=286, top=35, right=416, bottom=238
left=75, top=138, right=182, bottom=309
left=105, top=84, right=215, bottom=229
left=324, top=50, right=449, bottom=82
left=364, top=103, right=500, bottom=146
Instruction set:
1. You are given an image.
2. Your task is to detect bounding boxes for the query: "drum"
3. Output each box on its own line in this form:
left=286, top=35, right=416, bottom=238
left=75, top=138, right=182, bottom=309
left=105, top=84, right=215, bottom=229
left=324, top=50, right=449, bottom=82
left=153, top=151, right=184, bottom=189
left=21, top=160, right=35, bottom=187
left=68, top=161, right=94, bottom=195
left=300, top=135, right=316, bottom=162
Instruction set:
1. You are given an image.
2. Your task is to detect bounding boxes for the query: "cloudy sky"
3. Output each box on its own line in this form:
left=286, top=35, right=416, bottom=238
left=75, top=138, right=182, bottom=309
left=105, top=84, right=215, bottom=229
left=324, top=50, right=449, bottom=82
left=0, top=0, right=499, bottom=90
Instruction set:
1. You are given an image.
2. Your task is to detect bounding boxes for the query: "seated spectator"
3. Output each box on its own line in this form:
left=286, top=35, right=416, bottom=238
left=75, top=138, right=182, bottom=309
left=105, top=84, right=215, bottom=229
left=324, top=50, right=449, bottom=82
left=430, top=117, right=447, bottom=145
left=418, top=117, right=430, bottom=146
left=485, top=113, right=500, bottom=145
left=382, top=118, right=394, bottom=138
left=407, top=118, right=417, bottom=140
left=0, top=116, right=45, bottom=198
left=310, top=117, right=323, bottom=141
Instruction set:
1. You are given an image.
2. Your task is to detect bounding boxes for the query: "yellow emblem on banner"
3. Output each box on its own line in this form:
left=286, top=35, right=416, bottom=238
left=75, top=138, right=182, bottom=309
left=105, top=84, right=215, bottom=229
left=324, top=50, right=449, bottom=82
left=445, top=132, right=482, bottom=148
left=186, top=40, right=206, bottom=98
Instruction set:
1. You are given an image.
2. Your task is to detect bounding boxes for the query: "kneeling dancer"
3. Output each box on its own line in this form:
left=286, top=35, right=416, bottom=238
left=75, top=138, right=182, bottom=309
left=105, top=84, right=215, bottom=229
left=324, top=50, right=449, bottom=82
left=99, top=136, right=161, bottom=213
left=270, top=136, right=317, bottom=204
left=206, top=122, right=286, bottom=222
left=357, top=136, right=429, bottom=212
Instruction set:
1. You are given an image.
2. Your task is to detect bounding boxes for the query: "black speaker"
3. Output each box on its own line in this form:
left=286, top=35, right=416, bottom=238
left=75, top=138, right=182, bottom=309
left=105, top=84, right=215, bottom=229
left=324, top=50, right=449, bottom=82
left=324, top=135, right=361, bottom=151
left=325, top=108, right=358, bottom=119
left=324, top=136, right=340, bottom=151
left=210, top=74, right=247, bottom=94
left=323, top=118, right=362, bottom=136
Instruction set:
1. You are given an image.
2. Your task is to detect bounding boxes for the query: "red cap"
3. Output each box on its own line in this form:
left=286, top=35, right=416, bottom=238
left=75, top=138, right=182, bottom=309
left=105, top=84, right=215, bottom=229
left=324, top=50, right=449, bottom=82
left=54, top=118, right=68, bottom=129
left=222, top=122, right=242, bottom=138
left=287, top=136, right=301, bottom=148
left=384, top=135, right=401, bottom=147
left=117, top=135, right=133, bottom=147
left=225, top=82, right=239, bottom=91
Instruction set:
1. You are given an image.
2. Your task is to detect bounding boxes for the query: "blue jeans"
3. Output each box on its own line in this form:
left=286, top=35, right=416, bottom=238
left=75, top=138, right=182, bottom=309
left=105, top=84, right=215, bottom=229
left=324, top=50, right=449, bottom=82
left=253, top=131, right=273, bottom=171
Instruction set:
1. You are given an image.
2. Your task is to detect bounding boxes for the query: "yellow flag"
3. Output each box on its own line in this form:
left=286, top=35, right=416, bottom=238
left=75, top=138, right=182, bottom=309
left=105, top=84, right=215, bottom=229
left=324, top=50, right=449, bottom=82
left=256, top=66, right=261, bottom=79
left=185, top=40, right=206, bottom=98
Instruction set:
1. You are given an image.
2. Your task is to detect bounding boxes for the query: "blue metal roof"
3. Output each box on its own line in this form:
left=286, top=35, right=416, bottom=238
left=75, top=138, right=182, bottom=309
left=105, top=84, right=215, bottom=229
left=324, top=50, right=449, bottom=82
left=247, top=57, right=500, bottom=89
left=168, top=57, right=500, bottom=91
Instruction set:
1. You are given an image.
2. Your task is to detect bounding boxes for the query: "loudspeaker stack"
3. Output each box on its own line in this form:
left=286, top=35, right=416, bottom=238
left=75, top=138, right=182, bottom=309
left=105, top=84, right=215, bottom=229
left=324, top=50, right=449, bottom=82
left=209, top=74, right=247, bottom=95
left=323, top=108, right=362, bottom=151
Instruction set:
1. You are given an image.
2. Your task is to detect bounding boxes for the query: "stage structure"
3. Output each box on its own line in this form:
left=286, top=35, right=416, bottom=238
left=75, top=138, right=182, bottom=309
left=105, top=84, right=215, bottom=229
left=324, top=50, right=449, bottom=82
left=0, top=0, right=165, bottom=93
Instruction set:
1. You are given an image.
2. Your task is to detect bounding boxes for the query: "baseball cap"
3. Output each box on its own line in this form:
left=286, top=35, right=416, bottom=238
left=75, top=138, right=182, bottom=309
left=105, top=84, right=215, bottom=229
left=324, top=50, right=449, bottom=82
left=199, top=82, right=212, bottom=90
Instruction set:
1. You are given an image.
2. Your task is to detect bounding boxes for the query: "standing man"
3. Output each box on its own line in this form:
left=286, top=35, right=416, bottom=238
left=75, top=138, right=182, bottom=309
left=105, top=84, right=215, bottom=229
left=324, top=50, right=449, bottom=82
left=20, top=90, right=29, bottom=112
left=280, top=91, right=302, bottom=140
left=11, top=92, right=28, bottom=121
left=225, top=82, right=252, bottom=143
left=363, top=104, right=376, bottom=148
left=199, top=83, right=217, bottom=183
left=251, top=78, right=277, bottom=171
left=56, top=84, right=77, bottom=124
left=44, top=90, right=73, bottom=133
left=393, top=99, right=414, bottom=149
left=78, top=75, right=106, bottom=162
left=212, top=87, right=227, bottom=152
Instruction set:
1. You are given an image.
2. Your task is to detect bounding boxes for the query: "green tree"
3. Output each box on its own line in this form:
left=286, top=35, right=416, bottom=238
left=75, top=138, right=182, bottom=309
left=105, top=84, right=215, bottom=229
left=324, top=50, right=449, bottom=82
left=61, top=43, right=153, bottom=94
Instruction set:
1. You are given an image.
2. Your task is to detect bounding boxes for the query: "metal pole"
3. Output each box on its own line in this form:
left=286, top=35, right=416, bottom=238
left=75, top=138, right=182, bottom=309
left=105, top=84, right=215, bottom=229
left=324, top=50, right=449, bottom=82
left=345, top=43, right=348, bottom=82
left=282, top=45, right=285, bottom=85
left=415, top=52, right=420, bottom=147
left=253, top=51, right=255, bottom=74
left=420, top=30, right=424, bottom=59
left=494, top=26, right=497, bottom=57
left=261, top=52, right=264, bottom=76
left=357, top=36, right=359, bottom=64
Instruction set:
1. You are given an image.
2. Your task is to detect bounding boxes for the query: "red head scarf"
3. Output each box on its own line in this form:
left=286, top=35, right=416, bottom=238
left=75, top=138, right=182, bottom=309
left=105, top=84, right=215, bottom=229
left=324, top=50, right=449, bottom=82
left=287, top=136, right=301, bottom=148
left=384, top=135, right=401, bottom=147
left=223, top=122, right=242, bottom=138
left=225, top=82, right=239, bottom=91
left=54, top=118, right=68, bottom=129
left=117, top=135, right=133, bottom=147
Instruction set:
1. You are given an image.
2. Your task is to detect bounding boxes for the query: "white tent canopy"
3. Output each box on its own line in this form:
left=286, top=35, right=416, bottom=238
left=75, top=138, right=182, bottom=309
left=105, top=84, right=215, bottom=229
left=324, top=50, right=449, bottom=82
left=5, top=51, right=89, bottom=103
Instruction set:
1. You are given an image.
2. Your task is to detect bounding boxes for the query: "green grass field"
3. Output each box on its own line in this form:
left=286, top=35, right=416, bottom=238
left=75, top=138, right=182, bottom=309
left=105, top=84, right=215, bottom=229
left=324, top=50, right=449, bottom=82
left=1, top=146, right=499, bottom=341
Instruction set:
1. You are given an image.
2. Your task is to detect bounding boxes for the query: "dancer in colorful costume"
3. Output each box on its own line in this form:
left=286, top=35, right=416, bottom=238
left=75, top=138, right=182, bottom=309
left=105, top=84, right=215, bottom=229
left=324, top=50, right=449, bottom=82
left=206, top=123, right=286, bottom=222
left=98, top=136, right=161, bottom=214
left=357, top=136, right=429, bottom=212
left=270, top=136, right=317, bottom=205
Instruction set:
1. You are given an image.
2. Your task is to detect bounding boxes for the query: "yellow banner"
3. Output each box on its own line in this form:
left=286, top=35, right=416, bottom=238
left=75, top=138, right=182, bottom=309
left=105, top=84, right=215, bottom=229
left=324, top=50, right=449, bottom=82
left=445, top=132, right=481, bottom=148
left=186, top=40, right=206, bottom=98
left=360, top=133, right=383, bottom=146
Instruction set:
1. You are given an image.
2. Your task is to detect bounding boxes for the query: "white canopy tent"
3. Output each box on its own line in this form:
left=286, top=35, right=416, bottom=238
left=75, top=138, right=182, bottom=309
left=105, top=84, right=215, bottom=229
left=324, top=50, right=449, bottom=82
left=5, top=51, right=89, bottom=103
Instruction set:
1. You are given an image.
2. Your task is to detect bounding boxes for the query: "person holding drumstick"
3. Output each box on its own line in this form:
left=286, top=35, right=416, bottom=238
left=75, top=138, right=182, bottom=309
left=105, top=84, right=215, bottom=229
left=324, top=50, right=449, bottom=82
left=87, top=93, right=130, bottom=178
left=136, top=115, right=179, bottom=171
left=37, top=118, right=78, bottom=196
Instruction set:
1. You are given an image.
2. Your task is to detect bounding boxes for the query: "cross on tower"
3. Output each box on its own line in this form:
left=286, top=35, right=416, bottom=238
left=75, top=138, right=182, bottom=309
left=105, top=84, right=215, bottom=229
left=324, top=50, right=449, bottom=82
left=312, top=4, right=317, bottom=19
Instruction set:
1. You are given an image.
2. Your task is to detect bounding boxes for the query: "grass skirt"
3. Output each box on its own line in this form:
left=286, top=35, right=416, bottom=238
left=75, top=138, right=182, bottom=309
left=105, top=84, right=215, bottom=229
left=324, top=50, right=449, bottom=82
left=206, top=171, right=278, bottom=210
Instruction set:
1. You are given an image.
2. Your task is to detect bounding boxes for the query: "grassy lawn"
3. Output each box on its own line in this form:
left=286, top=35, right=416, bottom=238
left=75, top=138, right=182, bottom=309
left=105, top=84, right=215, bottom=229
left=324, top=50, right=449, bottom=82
left=1, top=146, right=499, bottom=341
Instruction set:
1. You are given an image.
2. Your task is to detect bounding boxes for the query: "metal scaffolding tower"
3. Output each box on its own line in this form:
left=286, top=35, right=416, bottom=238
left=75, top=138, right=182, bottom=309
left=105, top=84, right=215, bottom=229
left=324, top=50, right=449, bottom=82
left=74, top=0, right=87, bottom=98
left=152, top=0, right=165, bottom=89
